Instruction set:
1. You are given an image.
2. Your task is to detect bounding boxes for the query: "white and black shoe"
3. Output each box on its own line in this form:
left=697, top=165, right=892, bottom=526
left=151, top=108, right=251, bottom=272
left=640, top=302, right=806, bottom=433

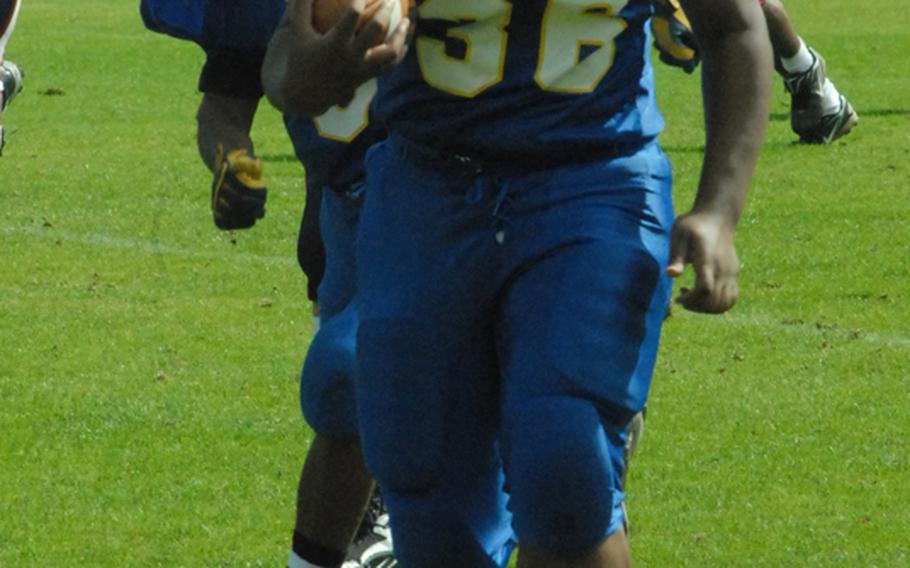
left=343, top=488, right=396, bottom=568
left=784, top=49, right=858, bottom=144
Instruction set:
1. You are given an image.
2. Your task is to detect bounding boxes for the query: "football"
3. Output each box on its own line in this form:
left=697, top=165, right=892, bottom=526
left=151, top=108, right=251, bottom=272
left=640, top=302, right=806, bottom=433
left=312, top=0, right=408, bottom=41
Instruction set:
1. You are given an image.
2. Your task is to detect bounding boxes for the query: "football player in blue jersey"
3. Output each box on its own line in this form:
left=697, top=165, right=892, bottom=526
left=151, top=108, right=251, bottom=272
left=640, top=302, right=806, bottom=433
left=281, top=110, right=401, bottom=568
left=653, top=0, right=858, bottom=144
left=0, top=0, right=24, bottom=155
left=141, top=0, right=284, bottom=231
left=272, top=0, right=773, bottom=566
left=140, top=2, right=400, bottom=566
left=266, top=7, right=522, bottom=567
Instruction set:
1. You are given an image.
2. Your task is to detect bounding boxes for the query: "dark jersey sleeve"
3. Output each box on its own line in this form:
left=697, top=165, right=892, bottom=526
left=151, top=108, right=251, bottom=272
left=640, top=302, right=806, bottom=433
left=198, top=50, right=265, bottom=99
left=197, top=0, right=285, bottom=98
left=139, top=0, right=205, bottom=42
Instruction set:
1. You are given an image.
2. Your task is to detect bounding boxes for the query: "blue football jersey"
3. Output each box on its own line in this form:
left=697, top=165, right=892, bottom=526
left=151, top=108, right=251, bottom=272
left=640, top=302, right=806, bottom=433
left=140, top=0, right=285, bottom=55
left=140, top=0, right=207, bottom=43
left=375, top=0, right=662, bottom=161
left=285, top=80, right=385, bottom=188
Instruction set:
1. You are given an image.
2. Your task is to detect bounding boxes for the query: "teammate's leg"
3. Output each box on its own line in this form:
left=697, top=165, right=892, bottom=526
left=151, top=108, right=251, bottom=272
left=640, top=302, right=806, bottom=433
left=0, top=0, right=22, bottom=60
left=761, top=0, right=857, bottom=143
left=759, top=0, right=800, bottom=64
left=292, top=187, right=394, bottom=568
left=290, top=434, right=376, bottom=568
left=0, top=0, right=23, bottom=154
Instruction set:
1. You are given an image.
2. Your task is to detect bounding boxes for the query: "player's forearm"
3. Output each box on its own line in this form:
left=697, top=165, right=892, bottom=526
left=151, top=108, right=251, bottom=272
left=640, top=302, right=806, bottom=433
left=684, top=0, right=773, bottom=224
left=196, top=93, right=259, bottom=171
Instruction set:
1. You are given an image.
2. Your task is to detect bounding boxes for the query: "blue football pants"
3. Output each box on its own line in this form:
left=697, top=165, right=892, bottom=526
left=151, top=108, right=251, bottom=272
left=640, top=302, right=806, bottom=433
left=299, top=183, right=518, bottom=566
left=299, top=185, right=363, bottom=440
left=355, top=136, right=675, bottom=562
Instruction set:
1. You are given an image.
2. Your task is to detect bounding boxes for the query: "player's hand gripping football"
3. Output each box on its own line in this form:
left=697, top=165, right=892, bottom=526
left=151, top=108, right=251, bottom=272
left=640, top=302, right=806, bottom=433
left=666, top=209, right=740, bottom=314
left=276, top=0, right=410, bottom=116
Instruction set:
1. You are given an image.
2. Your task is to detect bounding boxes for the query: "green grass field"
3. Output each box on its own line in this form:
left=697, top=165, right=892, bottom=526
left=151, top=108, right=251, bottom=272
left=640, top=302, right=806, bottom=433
left=1, top=1, right=908, bottom=566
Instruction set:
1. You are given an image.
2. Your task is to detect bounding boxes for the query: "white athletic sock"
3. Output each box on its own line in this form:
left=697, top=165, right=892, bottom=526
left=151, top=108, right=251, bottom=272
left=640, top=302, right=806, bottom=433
left=782, top=38, right=843, bottom=115
left=288, top=550, right=335, bottom=568
left=820, top=79, right=843, bottom=115
left=780, top=38, right=815, bottom=75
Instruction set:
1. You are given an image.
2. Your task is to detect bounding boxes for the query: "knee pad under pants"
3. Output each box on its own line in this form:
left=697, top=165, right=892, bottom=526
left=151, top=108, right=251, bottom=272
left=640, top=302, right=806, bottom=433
left=298, top=182, right=364, bottom=438
left=382, top=463, right=517, bottom=568
left=502, top=397, right=627, bottom=555
left=356, top=317, right=516, bottom=567
left=299, top=307, right=359, bottom=439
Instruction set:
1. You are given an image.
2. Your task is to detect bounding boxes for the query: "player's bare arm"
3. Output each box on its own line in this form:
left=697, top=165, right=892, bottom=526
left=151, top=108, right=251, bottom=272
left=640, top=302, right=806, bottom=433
left=262, top=0, right=409, bottom=117
left=667, top=0, right=773, bottom=314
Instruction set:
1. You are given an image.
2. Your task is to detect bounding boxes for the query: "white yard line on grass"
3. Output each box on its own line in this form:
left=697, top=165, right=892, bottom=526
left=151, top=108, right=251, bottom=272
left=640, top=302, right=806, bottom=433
left=689, top=309, right=910, bottom=351
left=3, top=224, right=294, bottom=268
left=7, top=224, right=910, bottom=350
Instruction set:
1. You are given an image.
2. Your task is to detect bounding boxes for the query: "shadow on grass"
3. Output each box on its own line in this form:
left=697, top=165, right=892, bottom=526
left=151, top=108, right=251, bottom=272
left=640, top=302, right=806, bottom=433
left=853, top=108, right=910, bottom=118
left=661, top=144, right=705, bottom=154
left=771, top=108, right=910, bottom=122
left=259, top=153, right=300, bottom=164
left=662, top=139, right=827, bottom=154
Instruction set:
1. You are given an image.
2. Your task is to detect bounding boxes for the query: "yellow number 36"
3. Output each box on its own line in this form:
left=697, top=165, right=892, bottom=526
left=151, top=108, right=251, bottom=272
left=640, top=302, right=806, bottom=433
left=417, top=0, right=630, bottom=97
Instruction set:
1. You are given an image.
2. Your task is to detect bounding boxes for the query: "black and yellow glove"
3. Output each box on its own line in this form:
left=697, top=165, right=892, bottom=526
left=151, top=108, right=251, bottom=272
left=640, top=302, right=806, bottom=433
left=651, top=0, right=701, bottom=74
left=211, top=146, right=267, bottom=230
